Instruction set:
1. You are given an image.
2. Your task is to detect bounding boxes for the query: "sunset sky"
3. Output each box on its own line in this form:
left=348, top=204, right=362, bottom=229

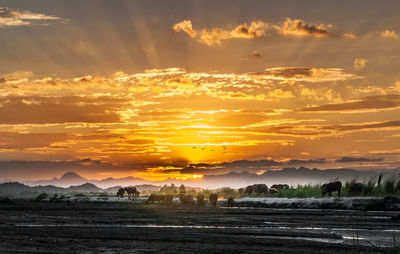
left=1, top=0, right=400, bottom=181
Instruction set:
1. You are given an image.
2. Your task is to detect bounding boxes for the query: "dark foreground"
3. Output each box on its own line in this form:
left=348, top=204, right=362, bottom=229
left=0, top=200, right=399, bottom=253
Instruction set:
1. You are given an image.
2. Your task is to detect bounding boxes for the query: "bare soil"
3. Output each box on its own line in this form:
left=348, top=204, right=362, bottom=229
left=0, top=200, right=399, bottom=253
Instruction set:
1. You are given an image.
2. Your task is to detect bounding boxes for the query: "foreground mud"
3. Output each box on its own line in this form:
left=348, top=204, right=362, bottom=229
left=0, top=200, right=399, bottom=253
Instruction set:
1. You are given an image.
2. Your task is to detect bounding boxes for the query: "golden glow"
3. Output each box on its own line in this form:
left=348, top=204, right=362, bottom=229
left=1, top=2, right=400, bottom=181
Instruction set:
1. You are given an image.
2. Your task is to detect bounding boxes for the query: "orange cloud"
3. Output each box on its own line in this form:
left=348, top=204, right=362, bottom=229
left=379, top=30, right=398, bottom=38
left=173, top=18, right=335, bottom=45
left=275, top=18, right=332, bottom=37
left=173, top=20, right=269, bottom=45
left=343, top=33, right=358, bottom=39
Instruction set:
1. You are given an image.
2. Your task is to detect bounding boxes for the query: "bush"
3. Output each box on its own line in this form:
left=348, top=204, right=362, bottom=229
left=32, top=192, right=48, bottom=202
left=384, top=180, right=396, bottom=194
left=49, top=194, right=66, bottom=203
left=217, top=187, right=238, bottom=199
left=99, top=192, right=109, bottom=197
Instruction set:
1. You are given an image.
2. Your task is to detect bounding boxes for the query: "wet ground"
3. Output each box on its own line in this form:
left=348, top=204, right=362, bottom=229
left=0, top=200, right=399, bottom=253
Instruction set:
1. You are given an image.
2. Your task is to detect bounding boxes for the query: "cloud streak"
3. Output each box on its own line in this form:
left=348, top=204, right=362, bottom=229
left=301, top=95, right=400, bottom=112
left=0, top=7, right=62, bottom=27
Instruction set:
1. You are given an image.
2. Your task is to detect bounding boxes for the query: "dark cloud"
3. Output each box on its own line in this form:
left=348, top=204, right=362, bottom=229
left=322, top=120, right=400, bottom=132
left=249, top=119, right=400, bottom=138
left=301, top=95, right=400, bottom=112
left=212, top=113, right=266, bottom=127
left=0, top=131, right=69, bottom=149
left=263, top=67, right=313, bottom=78
left=0, top=96, right=125, bottom=124
left=0, top=159, right=118, bottom=180
left=180, top=158, right=327, bottom=174
left=336, top=157, right=383, bottom=163
left=248, top=67, right=357, bottom=82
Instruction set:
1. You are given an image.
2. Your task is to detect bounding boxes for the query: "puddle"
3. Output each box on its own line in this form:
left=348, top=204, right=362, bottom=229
left=9, top=222, right=399, bottom=248
left=261, top=222, right=399, bottom=247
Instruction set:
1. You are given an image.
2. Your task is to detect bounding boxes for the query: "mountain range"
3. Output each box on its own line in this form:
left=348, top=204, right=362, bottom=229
left=21, top=167, right=399, bottom=189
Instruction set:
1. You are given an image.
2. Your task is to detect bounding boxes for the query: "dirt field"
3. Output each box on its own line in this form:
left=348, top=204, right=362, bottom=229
left=0, top=199, right=399, bottom=253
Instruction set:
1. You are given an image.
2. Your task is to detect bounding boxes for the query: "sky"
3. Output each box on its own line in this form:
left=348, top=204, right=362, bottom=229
left=0, top=0, right=400, bottom=181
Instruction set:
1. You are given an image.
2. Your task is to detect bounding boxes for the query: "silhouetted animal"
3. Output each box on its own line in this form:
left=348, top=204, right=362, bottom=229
left=179, top=194, right=194, bottom=205
left=165, top=194, right=173, bottom=206
left=238, top=188, right=244, bottom=196
left=227, top=197, right=234, bottom=207
left=321, top=181, right=342, bottom=197
left=196, top=193, right=205, bottom=206
left=349, top=183, right=364, bottom=196
left=147, top=193, right=166, bottom=204
left=268, top=188, right=278, bottom=195
left=271, top=184, right=289, bottom=190
left=209, top=193, right=218, bottom=207
left=245, top=184, right=268, bottom=195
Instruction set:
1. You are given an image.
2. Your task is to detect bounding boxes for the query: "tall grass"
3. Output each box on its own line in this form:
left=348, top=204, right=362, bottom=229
left=240, top=174, right=400, bottom=198
left=276, top=185, right=323, bottom=198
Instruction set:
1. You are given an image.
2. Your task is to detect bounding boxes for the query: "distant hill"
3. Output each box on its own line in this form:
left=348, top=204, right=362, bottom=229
left=0, top=182, right=31, bottom=196
left=0, top=181, right=166, bottom=197
left=67, top=183, right=102, bottom=193
left=0, top=182, right=112, bottom=197
left=25, top=172, right=150, bottom=188
left=25, top=171, right=87, bottom=188
left=19, top=167, right=399, bottom=190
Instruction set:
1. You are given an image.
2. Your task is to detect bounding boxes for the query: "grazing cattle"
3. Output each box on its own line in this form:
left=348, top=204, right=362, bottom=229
left=271, top=184, right=289, bottom=190
left=321, top=181, right=342, bottom=197
left=209, top=193, right=218, bottom=207
left=238, top=188, right=244, bottom=196
left=245, top=184, right=268, bottom=195
left=349, top=183, right=364, bottom=196
left=196, top=193, right=205, bottom=206
left=268, top=188, right=278, bottom=195
left=179, top=194, right=195, bottom=205
left=227, top=197, right=234, bottom=207
left=165, top=194, right=173, bottom=206
left=147, top=193, right=166, bottom=204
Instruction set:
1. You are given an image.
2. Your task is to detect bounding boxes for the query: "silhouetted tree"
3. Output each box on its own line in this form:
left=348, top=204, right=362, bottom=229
left=160, top=184, right=178, bottom=195
left=117, top=187, right=125, bottom=198
left=125, top=186, right=139, bottom=199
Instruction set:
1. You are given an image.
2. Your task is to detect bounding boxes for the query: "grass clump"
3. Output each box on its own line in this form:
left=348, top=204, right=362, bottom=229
left=32, top=192, right=48, bottom=202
